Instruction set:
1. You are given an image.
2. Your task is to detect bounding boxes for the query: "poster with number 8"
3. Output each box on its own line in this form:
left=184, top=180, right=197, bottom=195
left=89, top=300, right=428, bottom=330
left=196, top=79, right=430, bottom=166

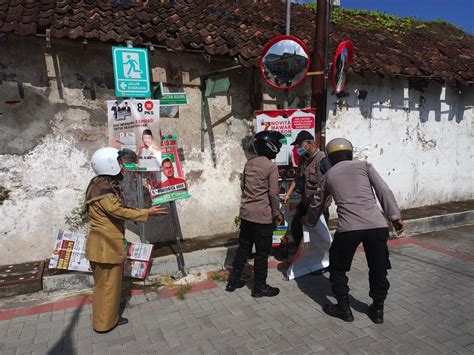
left=107, top=99, right=161, bottom=172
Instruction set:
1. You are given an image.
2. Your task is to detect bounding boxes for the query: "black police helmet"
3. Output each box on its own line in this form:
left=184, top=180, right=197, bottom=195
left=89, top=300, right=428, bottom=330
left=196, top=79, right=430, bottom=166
left=253, top=130, right=285, bottom=159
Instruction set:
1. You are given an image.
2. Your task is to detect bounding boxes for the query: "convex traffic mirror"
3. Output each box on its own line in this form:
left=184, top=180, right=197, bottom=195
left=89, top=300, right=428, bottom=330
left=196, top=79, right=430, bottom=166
left=260, top=35, right=310, bottom=89
left=331, top=40, right=353, bottom=94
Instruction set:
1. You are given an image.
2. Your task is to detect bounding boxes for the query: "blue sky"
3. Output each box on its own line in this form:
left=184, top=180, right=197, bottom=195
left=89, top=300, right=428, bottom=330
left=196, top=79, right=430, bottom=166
left=293, top=0, right=473, bottom=34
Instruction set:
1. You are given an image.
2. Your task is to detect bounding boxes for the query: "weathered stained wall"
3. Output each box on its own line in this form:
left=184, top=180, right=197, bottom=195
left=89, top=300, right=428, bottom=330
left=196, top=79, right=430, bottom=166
left=0, top=35, right=254, bottom=264
left=1, top=34, right=473, bottom=265
left=325, top=75, right=474, bottom=209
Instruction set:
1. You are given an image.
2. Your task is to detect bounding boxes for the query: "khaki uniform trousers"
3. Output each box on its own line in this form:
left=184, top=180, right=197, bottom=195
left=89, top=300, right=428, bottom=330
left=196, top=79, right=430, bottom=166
left=90, top=261, right=123, bottom=332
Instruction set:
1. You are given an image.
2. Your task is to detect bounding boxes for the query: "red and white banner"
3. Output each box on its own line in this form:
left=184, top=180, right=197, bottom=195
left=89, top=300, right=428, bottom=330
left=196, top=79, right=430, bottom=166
left=255, top=108, right=316, bottom=166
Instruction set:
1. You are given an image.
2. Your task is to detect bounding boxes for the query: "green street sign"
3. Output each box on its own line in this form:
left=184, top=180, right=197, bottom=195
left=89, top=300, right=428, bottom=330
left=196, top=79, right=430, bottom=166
left=112, top=46, right=151, bottom=98
left=160, top=93, right=188, bottom=105
left=153, top=82, right=188, bottom=105
left=205, top=77, right=230, bottom=97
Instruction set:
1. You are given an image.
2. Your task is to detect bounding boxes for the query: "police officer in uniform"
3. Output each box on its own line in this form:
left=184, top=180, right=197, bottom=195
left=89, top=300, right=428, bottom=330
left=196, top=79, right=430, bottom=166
left=303, top=138, right=404, bottom=324
left=226, top=131, right=284, bottom=298
left=283, top=130, right=331, bottom=247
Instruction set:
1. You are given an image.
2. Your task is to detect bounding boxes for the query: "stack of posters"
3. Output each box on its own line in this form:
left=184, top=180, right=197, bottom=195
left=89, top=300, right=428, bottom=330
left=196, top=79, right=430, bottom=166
left=123, top=242, right=154, bottom=279
left=49, top=230, right=153, bottom=279
left=49, top=230, right=91, bottom=272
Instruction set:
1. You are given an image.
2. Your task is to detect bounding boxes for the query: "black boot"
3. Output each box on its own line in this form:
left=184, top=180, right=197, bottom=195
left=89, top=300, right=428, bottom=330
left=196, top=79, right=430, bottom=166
left=322, top=296, right=354, bottom=322
left=225, top=279, right=246, bottom=292
left=368, top=302, right=384, bottom=324
left=251, top=284, right=280, bottom=298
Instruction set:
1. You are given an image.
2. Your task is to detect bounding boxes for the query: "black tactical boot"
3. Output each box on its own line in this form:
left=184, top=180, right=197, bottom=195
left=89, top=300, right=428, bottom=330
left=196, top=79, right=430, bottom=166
left=322, top=296, right=354, bottom=322
left=225, top=279, right=246, bottom=292
left=368, top=302, right=384, bottom=324
left=251, top=284, right=280, bottom=298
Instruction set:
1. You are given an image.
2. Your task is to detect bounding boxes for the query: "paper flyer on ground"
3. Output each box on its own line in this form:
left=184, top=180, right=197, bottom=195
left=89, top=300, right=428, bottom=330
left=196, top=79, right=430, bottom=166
left=107, top=99, right=161, bottom=172
left=147, top=134, right=191, bottom=205
left=255, top=109, right=316, bottom=166
left=49, top=230, right=153, bottom=279
left=286, top=216, right=332, bottom=280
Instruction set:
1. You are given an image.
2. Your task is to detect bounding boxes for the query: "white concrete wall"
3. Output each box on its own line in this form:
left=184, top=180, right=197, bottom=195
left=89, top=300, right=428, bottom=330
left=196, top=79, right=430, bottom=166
left=0, top=36, right=253, bottom=264
left=325, top=75, right=474, bottom=209
left=0, top=34, right=472, bottom=264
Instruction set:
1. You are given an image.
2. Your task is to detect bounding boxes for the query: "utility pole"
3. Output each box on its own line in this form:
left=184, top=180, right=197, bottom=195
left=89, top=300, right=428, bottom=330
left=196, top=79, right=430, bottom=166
left=311, top=0, right=330, bottom=150
left=283, top=0, right=291, bottom=109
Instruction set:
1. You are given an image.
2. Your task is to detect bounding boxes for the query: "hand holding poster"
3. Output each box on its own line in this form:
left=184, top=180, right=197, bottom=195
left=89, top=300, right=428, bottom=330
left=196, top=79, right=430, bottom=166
left=123, top=242, right=154, bottom=279
left=49, top=230, right=91, bottom=272
left=272, top=199, right=289, bottom=247
left=107, top=99, right=161, bottom=172
left=147, top=134, right=191, bottom=205
left=49, top=230, right=154, bottom=279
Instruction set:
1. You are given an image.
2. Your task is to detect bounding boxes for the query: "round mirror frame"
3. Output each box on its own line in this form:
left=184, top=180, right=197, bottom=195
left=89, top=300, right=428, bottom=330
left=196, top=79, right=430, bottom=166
left=331, top=40, right=353, bottom=94
left=260, top=35, right=311, bottom=90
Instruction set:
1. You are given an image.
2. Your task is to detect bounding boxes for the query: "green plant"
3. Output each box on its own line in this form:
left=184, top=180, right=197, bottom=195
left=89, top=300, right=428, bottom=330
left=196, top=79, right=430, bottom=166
left=234, top=216, right=241, bottom=228
left=0, top=186, right=10, bottom=205
left=209, top=270, right=228, bottom=282
left=307, top=6, right=467, bottom=38
left=175, top=283, right=192, bottom=300
left=142, top=280, right=163, bottom=295
left=64, top=204, right=87, bottom=231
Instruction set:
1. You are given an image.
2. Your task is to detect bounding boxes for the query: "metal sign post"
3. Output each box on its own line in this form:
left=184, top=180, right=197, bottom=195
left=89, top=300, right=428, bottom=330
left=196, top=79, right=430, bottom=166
left=169, top=201, right=186, bottom=275
left=135, top=172, right=147, bottom=243
left=111, top=42, right=187, bottom=275
left=284, top=0, right=291, bottom=109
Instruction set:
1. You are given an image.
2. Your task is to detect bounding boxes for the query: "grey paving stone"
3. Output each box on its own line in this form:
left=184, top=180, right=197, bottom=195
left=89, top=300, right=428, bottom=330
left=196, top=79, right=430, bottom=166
left=1, top=229, right=473, bottom=354
left=246, top=335, right=273, bottom=351
left=16, top=341, right=48, bottom=354
left=6, top=322, right=23, bottom=337
left=32, top=329, right=49, bottom=344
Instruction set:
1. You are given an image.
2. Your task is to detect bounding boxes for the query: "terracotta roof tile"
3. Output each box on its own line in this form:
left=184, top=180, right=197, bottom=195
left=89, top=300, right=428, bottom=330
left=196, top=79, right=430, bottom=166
left=0, top=0, right=472, bottom=86
left=68, top=26, right=84, bottom=39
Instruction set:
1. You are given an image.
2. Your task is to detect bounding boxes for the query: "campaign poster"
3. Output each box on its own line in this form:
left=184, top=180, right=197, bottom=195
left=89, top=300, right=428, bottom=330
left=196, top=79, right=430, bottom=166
left=107, top=99, right=161, bottom=171
left=49, top=230, right=91, bottom=272
left=123, top=243, right=153, bottom=279
left=147, top=134, right=191, bottom=205
left=49, top=230, right=154, bottom=280
left=255, top=109, right=316, bottom=167
left=272, top=225, right=288, bottom=247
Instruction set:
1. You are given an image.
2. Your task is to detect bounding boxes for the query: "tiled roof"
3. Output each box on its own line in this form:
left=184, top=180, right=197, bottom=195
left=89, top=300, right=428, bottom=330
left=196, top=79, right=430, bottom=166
left=0, top=0, right=473, bottom=86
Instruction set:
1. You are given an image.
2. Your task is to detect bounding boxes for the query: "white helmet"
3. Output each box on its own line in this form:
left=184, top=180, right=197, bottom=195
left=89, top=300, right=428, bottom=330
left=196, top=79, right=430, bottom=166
left=91, top=147, right=121, bottom=176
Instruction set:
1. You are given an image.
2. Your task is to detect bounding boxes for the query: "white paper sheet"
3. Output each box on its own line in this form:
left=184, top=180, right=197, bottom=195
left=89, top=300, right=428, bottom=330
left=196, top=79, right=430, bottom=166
left=286, top=216, right=333, bottom=280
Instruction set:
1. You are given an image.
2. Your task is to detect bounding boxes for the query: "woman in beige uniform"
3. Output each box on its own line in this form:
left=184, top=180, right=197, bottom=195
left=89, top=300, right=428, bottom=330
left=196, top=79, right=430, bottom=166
left=85, top=147, right=167, bottom=333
